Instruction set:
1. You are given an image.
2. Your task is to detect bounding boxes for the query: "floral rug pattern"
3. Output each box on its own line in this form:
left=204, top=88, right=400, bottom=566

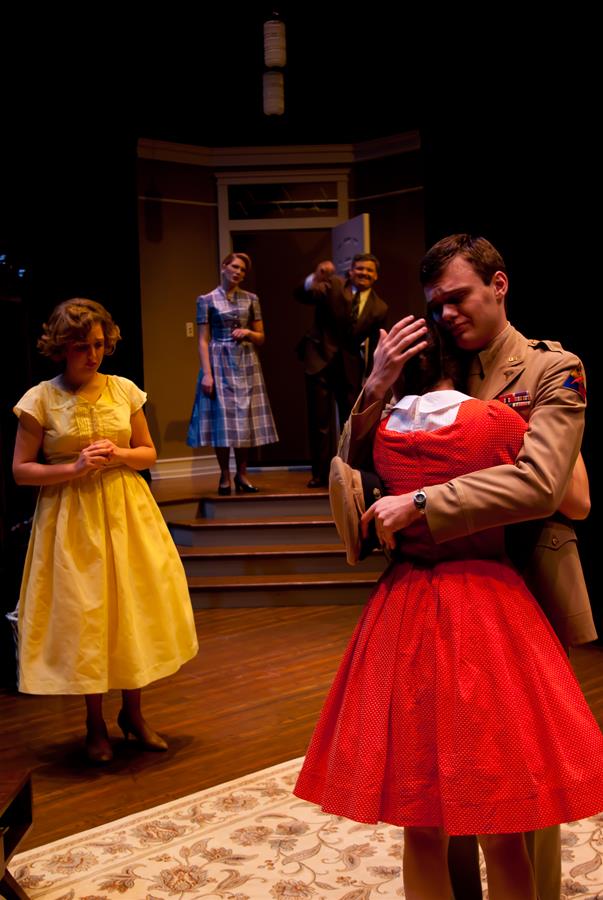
left=10, top=758, right=603, bottom=899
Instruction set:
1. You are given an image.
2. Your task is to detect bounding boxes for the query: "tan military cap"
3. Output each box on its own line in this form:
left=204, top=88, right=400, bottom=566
left=329, top=456, right=384, bottom=565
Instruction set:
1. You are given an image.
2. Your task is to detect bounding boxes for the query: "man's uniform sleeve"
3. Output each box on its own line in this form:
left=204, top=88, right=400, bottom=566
left=338, top=394, right=388, bottom=469
left=426, top=349, right=586, bottom=543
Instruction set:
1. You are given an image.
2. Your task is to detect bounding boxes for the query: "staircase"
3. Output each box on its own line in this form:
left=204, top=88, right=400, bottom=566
left=159, top=471, right=386, bottom=608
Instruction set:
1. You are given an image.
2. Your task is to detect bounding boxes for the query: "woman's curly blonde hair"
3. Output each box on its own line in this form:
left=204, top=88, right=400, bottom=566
left=37, top=299, right=121, bottom=360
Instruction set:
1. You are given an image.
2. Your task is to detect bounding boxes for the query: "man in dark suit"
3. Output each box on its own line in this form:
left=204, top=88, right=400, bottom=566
left=295, top=252, right=387, bottom=487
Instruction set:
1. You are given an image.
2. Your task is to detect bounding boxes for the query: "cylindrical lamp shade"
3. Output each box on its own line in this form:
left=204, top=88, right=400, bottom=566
left=264, top=19, right=286, bottom=67
left=263, top=71, right=285, bottom=116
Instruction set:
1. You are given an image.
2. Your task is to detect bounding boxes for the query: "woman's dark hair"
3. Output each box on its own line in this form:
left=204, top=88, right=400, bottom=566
left=37, top=299, right=121, bottom=361
left=398, top=322, right=470, bottom=396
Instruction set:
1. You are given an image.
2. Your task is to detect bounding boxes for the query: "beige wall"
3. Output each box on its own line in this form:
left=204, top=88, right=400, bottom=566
left=138, top=160, right=217, bottom=459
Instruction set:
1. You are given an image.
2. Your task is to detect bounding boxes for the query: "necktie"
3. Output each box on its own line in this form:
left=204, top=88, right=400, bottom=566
left=350, top=291, right=360, bottom=323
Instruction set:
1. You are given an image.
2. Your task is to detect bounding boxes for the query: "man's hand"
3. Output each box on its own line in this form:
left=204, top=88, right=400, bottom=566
left=311, top=260, right=336, bottom=293
left=361, top=493, right=422, bottom=549
left=362, top=316, right=429, bottom=407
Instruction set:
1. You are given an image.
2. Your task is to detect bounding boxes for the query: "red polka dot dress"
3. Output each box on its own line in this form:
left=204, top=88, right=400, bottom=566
left=294, top=399, right=603, bottom=835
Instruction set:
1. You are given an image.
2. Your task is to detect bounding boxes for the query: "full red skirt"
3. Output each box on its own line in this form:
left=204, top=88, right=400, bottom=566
left=294, top=557, right=603, bottom=834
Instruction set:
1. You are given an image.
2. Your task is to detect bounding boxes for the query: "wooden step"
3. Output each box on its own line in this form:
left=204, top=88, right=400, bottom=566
left=169, top=515, right=338, bottom=547
left=187, top=571, right=381, bottom=608
left=178, top=543, right=386, bottom=577
left=158, top=470, right=378, bottom=609
left=160, top=490, right=330, bottom=523
left=200, top=491, right=331, bottom=520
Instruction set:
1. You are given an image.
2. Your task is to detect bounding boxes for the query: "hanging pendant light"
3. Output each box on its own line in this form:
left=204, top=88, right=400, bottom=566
left=263, top=11, right=286, bottom=116
left=263, top=71, right=285, bottom=116
left=264, top=15, right=286, bottom=67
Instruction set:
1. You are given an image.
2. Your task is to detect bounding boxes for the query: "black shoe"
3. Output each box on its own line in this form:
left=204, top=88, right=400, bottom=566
left=307, top=477, right=327, bottom=488
left=234, top=474, right=259, bottom=493
left=218, top=479, right=231, bottom=495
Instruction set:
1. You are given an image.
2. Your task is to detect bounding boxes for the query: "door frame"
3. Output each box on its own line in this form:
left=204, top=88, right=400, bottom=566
left=215, top=168, right=350, bottom=261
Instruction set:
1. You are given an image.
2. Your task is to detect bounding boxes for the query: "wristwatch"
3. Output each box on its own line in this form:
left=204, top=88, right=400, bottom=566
left=413, top=489, right=427, bottom=515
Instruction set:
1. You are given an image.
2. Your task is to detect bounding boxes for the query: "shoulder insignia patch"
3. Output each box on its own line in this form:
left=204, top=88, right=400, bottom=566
left=563, top=366, right=586, bottom=401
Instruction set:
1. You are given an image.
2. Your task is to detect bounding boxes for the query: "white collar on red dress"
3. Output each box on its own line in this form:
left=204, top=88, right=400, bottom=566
left=386, top=390, right=472, bottom=433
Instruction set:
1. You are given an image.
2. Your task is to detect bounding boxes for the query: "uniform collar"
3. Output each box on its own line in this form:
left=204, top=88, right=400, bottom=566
left=473, top=322, right=515, bottom=378
left=468, top=324, right=529, bottom=399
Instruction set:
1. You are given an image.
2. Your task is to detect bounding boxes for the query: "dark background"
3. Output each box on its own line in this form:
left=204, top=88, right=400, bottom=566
left=2, top=7, right=599, bottom=670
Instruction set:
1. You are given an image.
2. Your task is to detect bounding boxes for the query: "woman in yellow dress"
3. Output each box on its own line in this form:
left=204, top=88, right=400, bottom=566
left=12, top=299, right=198, bottom=763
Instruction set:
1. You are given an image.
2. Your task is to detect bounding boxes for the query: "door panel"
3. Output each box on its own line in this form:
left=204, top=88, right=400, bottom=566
left=332, top=214, right=370, bottom=275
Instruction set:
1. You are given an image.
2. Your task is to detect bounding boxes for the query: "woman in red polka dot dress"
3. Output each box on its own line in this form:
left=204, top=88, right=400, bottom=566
left=294, top=328, right=603, bottom=899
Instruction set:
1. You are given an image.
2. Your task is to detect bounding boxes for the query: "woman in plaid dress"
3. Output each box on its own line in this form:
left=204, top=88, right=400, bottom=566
left=187, top=253, right=278, bottom=493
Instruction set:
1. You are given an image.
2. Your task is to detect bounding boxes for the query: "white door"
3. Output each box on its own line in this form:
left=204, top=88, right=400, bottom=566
left=332, top=214, right=370, bottom=276
left=331, top=213, right=371, bottom=431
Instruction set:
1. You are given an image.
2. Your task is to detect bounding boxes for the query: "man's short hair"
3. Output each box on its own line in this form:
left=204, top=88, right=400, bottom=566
left=351, top=252, right=380, bottom=273
left=420, top=234, right=506, bottom=287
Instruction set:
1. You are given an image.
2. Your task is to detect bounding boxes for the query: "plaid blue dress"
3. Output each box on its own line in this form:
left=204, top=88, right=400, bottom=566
left=187, top=287, right=278, bottom=448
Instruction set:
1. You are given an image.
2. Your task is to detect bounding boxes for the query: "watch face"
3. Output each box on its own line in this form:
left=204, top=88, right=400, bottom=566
left=414, top=490, right=427, bottom=510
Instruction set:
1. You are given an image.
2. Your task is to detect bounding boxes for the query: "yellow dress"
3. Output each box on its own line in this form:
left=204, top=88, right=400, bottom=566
left=14, top=375, right=198, bottom=694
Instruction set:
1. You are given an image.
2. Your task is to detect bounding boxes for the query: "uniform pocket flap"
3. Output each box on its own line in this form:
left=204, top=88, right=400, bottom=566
left=534, top=522, right=578, bottom=551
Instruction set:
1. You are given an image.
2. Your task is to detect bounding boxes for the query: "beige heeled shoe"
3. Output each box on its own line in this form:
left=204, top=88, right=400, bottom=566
left=117, top=709, right=168, bottom=752
left=85, top=721, right=113, bottom=764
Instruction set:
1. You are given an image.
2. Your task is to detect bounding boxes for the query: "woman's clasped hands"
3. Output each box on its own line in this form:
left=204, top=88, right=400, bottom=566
left=75, top=439, right=120, bottom=475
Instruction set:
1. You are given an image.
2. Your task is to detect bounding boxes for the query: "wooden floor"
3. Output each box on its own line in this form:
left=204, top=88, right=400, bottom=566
left=150, top=468, right=319, bottom=505
left=1, top=606, right=602, bottom=853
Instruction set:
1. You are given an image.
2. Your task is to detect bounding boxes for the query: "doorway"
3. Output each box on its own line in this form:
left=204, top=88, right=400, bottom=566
left=234, top=229, right=331, bottom=466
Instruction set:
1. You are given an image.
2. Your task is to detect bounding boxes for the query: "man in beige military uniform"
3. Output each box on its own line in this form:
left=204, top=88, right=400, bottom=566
left=339, top=234, right=595, bottom=900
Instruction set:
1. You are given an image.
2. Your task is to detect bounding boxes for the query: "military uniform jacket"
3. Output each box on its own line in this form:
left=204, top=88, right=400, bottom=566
left=339, top=324, right=596, bottom=647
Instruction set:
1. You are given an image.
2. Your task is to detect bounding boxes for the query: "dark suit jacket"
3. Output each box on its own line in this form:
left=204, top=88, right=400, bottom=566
left=294, top=275, right=388, bottom=394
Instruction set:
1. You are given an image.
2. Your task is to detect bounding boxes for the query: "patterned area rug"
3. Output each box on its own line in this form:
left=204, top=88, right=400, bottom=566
left=10, top=758, right=603, bottom=899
